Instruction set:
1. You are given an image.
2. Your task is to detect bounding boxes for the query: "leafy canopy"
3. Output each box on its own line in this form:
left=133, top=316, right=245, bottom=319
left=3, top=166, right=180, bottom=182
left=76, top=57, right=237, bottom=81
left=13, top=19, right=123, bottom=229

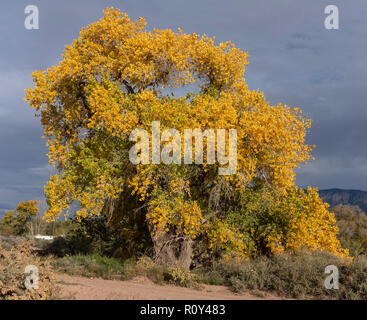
left=25, top=8, right=347, bottom=259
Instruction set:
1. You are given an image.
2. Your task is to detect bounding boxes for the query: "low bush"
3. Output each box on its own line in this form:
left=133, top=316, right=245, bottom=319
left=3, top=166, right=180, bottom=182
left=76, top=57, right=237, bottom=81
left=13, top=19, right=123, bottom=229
left=332, top=204, right=367, bottom=256
left=201, top=250, right=367, bottom=299
left=0, top=241, right=56, bottom=300
left=53, top=254, right=169, bottom=284
left=338, top=255, right=367, bottom=299
left=134, top=256, right=166, bottom=284
left=164, top=266, right=196, bottom=287
left=52, top=254, right=135, bottom=280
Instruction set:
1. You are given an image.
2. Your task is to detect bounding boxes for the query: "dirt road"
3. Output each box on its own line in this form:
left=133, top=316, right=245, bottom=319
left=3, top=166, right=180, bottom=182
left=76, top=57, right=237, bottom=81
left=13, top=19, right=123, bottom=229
left=57, top=274, right=281, bottom=300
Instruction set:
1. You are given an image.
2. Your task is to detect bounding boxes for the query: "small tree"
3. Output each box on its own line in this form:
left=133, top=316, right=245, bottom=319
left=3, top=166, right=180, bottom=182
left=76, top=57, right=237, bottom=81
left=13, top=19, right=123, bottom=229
left=13, top=200, right=39, bottom=236
left=0, top=211, right=15, bottom=236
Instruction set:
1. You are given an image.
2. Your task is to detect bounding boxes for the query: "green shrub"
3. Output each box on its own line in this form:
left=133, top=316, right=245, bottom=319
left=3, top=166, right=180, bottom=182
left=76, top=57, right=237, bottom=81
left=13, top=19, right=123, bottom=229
left=164, top=267, right=196, bottom=287
left=52, top=254, right=135, bottom=280
left=193, top=268, right=226, bottom=286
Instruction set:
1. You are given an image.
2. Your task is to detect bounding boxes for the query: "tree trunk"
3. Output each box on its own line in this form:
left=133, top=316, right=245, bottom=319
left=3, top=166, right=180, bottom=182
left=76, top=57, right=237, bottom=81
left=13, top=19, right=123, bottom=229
left=177, top=238, right=194, bottom=270
left=151, top=231, right=177, bottom=267
left=149, top=225, right=194, bottom=269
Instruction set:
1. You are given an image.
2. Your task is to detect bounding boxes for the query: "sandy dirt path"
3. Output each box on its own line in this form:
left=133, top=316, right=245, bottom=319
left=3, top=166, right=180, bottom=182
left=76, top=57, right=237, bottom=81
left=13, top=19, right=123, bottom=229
left=56, top=273, right=281, bottom=300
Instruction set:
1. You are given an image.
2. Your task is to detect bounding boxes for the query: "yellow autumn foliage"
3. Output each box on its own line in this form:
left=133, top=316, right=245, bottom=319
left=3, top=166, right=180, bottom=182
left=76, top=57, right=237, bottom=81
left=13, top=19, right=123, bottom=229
left=25, top=8, right=347, bottom=260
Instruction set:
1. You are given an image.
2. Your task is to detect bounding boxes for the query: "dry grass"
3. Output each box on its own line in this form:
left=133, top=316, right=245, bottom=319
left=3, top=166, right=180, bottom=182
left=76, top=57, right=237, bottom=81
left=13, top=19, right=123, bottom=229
left=0, top=241, right=56, bottom=300
left=199, top=250, right=367, bottom=300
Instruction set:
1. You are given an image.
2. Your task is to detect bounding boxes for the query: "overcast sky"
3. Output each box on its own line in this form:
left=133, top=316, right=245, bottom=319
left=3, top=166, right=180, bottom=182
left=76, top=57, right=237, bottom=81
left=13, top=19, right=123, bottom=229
left=0, top=0, right=366, bottom=215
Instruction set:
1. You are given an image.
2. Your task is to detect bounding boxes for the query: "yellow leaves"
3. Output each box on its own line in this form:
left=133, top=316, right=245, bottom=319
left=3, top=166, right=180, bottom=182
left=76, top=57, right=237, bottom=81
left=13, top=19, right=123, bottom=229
left=87, top=80, right=138, bottom=136
left=47, top=140, right=68, bottom=167
left=237, top=100, right=313, bottom=192
left=43, top=174, right=75, bottom=222
left=206, top=219, right=247, bottom=257
left=129, top=165, right=154, bottom=201
left=14, top=200, right=39, bottom=220
left=266, top=235, right=285, bottom=254
left=147, top=195, right=203, bottom=239
left=264, top=187, right=349, bottom=259
left=24, top=8, right=346, bottom=262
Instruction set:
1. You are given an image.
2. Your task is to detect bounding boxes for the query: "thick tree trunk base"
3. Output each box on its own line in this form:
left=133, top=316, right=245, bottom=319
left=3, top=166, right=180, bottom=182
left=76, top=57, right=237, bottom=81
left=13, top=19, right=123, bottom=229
left=151, top=232, right=194, bottom=269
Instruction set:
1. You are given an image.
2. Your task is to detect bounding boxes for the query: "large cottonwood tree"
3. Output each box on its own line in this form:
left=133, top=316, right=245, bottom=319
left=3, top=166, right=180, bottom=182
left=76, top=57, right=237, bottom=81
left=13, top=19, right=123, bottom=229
left=26, top=8, right=347, bottom=268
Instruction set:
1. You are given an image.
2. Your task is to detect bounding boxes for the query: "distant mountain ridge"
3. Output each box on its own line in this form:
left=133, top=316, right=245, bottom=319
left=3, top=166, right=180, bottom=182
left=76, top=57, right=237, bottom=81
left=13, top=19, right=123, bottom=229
left=318, top=189, right=367, bottom=214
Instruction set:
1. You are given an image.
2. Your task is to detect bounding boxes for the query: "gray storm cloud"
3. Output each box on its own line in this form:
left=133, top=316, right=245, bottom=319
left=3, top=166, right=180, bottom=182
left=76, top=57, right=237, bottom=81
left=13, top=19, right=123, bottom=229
left=0, top=0, right=366, bottom=215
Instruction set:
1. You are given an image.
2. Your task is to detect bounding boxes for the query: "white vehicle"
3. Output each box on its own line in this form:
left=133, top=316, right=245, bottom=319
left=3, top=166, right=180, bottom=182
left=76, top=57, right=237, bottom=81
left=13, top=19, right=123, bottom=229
left=34, top=234, right=54, bottom=241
